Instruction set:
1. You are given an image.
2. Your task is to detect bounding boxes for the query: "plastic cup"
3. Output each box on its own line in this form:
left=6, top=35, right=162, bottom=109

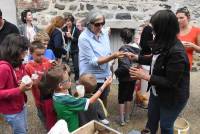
left=76, top=85, right=85, bottom=98
left=22, top=75, right=32, bottom=85
left=132, top=63, right=139, bottom=68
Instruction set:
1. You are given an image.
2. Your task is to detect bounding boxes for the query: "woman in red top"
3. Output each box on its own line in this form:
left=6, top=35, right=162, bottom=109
left=0, top=34, right=32, bottom=134
left=176, top=7, right=200, bottom=69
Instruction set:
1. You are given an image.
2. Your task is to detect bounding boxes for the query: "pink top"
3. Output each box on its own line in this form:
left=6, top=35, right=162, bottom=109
left=0, top=61, right=26, bottom=114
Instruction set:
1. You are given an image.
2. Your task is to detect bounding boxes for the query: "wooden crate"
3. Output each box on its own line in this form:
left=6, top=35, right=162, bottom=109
left=72, top=120, right=121, bottom=134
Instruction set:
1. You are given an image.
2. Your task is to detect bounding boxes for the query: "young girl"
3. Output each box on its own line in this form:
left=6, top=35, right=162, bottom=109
left=115, top=28, right=140, bottom=126
left=39, top=65, right=112, bottom=132
left=25, top=41, right=56, bottom=130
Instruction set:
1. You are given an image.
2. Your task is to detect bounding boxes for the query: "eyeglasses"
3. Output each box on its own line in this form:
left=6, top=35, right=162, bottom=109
left=93, top=21, right=105, bottom=27
left=60, top=79, right=71, bottom=84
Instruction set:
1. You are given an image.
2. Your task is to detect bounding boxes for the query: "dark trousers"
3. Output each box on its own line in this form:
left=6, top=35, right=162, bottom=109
left=71, top=53, right=79, bottom=81
left=146, top=93, right=187, bottom=134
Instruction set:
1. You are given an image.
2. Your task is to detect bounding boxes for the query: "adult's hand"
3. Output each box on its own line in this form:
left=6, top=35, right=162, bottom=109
left=124, top=52, right=139, bottom=61
left=182, top=41, right=200, bottom=53
left=182, top=41, right=196, bottom=48
left=129, top=67, right=150, bottom=81
left=19, top=81, right=33, bottom=92
left=112, top=51, right=126, bottom=59
left=66, top=32, right=73, bottom=39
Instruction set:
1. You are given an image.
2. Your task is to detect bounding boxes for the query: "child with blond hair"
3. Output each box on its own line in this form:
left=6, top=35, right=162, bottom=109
left=78, top=73, right=109, bottom=126
left=33, top=31, right=56, bottom=60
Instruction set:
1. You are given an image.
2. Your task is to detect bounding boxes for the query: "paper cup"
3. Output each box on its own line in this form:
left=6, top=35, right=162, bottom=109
left=22, top=75, right=32, bottom=85
left=76, top=85, right=85, bottom=98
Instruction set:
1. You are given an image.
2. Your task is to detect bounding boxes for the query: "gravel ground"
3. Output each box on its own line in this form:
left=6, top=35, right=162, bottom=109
left=1, top=71, right=200, bottom=134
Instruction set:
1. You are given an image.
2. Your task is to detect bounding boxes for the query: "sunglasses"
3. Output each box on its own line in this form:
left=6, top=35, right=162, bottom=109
left=92, top=21, right=105, bottom=27
left=177, top=6, right=190, bottom=16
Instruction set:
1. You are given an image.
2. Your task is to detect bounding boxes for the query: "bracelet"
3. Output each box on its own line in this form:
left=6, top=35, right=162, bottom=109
left=98, top=88, right=104, bottom=93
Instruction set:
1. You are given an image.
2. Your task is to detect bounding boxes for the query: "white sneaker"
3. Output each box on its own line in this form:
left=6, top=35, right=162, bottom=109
left=125, top=114, right=130, bottom=123
left=100, top=119, right=110, bottom=125
left=120, top=120, right=125, bottom=126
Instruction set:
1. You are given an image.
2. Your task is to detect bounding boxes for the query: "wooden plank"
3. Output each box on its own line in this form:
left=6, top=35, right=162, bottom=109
left=72, top=120, right=121, bottom=134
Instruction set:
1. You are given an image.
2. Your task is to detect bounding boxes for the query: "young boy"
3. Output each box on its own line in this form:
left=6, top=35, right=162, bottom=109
left=25, top=41, right=56, bottom=130
left=34, top=31, right=56, bottom=61
left=78, top=73, right=109, bottom=126
left=115, top=28, right=140, bottom=126
left=47, top=65, right=112, bottom=132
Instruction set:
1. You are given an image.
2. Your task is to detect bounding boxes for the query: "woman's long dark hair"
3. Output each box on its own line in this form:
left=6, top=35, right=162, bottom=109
left=21, top=9, right=31, bottom=23
left=0, top=33, right=29, bottom=67
left=150, top=10, right=180, bottom=54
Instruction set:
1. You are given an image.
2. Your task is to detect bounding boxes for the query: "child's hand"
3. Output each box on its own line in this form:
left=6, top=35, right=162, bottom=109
left=104, top=76, right=113, bottom=87
left=50, top=60, right=58, bottom=66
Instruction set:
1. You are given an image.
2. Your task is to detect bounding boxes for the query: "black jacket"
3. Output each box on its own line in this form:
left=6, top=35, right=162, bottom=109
left=62, top=25, right=80, bottom=54
left=0, top=20, right=19, bottom=44
left=115, top=44, right=140, bottom=81
left=48, top=28, right=64, bottom=49
left=138, top=40, right=190, bottom=107
left=139, top=25, right=153, bottom=56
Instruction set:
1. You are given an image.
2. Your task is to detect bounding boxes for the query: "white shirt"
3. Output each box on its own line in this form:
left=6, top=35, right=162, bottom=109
left=26, top=25, right=36, bottom=42
left=150, top=54, right=160, bottom=96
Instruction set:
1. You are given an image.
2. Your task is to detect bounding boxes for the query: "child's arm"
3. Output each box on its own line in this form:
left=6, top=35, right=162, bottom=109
left=89, top=76, right=112, bottom=104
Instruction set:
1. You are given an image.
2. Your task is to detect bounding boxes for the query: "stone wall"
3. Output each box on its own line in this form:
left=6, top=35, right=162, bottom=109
left=16, top=0, right=200, bottom=29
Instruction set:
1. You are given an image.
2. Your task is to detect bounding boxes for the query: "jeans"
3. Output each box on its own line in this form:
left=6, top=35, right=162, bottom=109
left=3, top=106, right=27, bottom=134
left=146, top=93, right=187, bottom=134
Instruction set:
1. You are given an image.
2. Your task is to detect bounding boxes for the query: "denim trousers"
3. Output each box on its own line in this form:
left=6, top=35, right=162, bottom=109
left=3, top=105, right=27, bottom=134
left=146, top=93, right=187, bottom=134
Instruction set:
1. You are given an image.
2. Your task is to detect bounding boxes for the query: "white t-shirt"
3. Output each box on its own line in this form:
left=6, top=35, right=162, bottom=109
left=150, top=54, right=160, bottom=96
left=26, top=25, right=36, bottom=42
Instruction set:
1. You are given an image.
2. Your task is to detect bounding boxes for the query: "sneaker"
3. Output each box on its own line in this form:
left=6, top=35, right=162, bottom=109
left=125, top=114, right=130, bottom=123
left=120, top=120, right=125, bottom=126
left=100, top=119, right=110, bottom=125
left=141, top=128, right=150, bottom=134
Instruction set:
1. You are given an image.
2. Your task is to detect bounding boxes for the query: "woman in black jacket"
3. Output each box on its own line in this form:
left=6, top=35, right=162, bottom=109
left=128, top=10, right=190, bottom=134
left=46, top=16, right=65, bottom=64
left=62, top=14, right=80, bottom=81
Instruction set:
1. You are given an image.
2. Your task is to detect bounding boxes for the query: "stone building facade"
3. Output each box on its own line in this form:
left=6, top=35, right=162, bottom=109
left=16, top=0, right=200, bottom=29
